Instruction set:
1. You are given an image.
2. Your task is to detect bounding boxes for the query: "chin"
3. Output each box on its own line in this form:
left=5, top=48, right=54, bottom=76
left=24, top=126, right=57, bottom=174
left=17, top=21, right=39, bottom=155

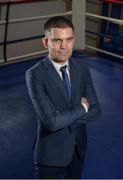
left=60, top=58, right=68, bottom=63
left=59, top=55, right=70, bottom=61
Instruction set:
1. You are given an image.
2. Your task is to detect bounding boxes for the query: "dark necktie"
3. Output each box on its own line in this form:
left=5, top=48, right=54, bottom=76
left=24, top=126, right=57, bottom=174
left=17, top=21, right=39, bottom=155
left=60, top=65, right=71, bottom=98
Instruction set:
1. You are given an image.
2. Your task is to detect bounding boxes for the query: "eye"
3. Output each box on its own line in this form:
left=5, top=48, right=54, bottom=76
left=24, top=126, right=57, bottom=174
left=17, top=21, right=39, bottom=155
left=52, top=39, right=62, bottom=43
left=67, top=37, right=74, bottom=42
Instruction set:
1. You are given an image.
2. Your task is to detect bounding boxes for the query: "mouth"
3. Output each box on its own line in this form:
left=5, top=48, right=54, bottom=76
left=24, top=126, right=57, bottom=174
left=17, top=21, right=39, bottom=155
left=59, top=52, right=69, bottom=55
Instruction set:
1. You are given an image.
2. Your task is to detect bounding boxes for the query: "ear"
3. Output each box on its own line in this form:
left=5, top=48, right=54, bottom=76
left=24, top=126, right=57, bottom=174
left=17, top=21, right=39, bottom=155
left=42, top=37, right=48, bottom=49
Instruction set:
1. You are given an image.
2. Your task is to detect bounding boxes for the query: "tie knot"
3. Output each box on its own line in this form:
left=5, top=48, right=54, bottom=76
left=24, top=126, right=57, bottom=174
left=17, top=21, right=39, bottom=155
left=60, top=65, right=67, bottom=73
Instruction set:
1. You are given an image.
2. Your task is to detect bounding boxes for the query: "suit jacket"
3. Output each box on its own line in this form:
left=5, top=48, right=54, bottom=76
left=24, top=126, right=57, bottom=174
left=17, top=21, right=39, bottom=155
left=26, top=56, right=101, bottom=167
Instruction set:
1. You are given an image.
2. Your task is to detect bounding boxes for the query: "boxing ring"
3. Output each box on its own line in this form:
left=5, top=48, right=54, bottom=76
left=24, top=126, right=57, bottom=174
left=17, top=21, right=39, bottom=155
left=0, top=0, right=123, bottom=65
left=0, top=0, right=73, bottom=64
left=0, top=0, right=123, bottom=179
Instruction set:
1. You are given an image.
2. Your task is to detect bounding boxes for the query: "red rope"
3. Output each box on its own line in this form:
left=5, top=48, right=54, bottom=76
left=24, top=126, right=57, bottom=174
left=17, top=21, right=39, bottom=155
left=0, top=0, right=48, bottom=5
left=104, top=0, right=123, bottom=5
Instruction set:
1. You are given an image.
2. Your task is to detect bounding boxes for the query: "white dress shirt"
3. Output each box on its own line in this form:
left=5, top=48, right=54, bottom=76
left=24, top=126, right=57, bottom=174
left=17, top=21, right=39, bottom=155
left=49, top=58, right=88, bottom=113
left=50, top=59, right=70, bottom=81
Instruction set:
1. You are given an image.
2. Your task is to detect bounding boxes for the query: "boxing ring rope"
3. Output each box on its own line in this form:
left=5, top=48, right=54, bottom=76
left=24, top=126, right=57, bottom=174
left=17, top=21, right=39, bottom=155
left=86, top=45, right=123, bottom=60
left=0, top=0, right=72, bottom=64
left=86, top=13, right=123, bottom=26
left=0, top=0, right=123, bottom=64
left=0, top=0, right=47, bottom=4
left=0, top=11, right=72, bottom=25
left=85, top=12, right=123, bottom=60
left=104, top=0, right=123, bottom=5
left=0, top=10, right=72, bottom=63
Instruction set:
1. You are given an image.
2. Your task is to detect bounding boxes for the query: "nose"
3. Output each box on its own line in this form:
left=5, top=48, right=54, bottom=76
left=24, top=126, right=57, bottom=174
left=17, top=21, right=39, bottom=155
left=60, top=40, right=67, bottom=48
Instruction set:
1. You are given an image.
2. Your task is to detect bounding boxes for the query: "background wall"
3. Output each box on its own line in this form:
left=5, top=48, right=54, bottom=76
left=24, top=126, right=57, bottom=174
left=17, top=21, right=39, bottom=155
left=0, top=0, right=102, bottom=63
left=0, top=0, right=69, bottom=63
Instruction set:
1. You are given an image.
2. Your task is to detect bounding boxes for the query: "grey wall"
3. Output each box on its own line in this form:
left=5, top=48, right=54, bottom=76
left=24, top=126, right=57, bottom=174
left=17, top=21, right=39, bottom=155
left=0, top=0, right=68, bottom=63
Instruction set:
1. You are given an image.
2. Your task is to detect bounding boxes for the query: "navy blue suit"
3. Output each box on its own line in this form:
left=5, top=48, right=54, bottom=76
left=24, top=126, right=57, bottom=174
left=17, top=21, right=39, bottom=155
left=26, top=56, right=101, bottom=168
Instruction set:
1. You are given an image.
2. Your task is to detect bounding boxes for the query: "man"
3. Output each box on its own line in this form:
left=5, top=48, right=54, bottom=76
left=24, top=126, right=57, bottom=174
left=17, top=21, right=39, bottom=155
left=26, top=16, right=101, bottom=179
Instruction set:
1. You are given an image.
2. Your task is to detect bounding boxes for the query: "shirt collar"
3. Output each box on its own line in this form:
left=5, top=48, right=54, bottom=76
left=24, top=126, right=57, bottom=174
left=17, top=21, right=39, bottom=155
left=49, top=58, right=69, bottom=72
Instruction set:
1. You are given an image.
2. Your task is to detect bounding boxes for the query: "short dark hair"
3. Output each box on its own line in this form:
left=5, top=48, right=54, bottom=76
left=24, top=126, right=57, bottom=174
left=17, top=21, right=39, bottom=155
left=44, top=16, right=74, bottom=35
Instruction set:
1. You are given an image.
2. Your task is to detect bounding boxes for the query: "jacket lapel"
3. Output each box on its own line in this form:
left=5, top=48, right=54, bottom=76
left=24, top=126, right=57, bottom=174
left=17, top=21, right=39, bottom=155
left=43, top=57, right=71, bottom=106
left=69, top=58, right=79, bottom=105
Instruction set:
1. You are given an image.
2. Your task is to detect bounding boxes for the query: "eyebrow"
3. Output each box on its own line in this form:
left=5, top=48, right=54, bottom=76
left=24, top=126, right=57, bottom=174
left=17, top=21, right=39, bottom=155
left=52, top=36, right=74, bottom=40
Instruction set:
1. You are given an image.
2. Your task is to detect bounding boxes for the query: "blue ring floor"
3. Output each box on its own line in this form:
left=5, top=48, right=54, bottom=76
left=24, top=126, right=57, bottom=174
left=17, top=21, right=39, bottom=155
left=0, top=53, right=123, bottom=178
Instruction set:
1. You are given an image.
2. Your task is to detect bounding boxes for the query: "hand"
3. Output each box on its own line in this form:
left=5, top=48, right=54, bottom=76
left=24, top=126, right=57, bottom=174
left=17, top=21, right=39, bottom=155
left=81, top=97, right=89, bottom=111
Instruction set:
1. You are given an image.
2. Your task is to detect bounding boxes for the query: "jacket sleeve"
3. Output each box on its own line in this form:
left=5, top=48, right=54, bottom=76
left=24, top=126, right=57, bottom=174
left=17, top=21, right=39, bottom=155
left=26, top=69, right=86, bottom=132
left=77, top=67, right=101, bottom=124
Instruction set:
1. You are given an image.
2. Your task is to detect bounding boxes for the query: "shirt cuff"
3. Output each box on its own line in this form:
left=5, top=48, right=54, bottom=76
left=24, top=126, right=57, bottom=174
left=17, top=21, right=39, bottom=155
left=82, top=103, right=88, bottom=113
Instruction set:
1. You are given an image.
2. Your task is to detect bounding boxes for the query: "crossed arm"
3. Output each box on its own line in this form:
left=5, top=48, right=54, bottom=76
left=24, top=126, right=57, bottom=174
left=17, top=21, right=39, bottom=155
left=26, top=69, right=101, bottom=132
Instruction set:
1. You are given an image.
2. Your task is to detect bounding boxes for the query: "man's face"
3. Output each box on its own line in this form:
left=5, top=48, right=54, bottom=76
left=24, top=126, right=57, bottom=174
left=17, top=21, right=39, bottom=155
left=42, top=27, right=75, bottom=64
